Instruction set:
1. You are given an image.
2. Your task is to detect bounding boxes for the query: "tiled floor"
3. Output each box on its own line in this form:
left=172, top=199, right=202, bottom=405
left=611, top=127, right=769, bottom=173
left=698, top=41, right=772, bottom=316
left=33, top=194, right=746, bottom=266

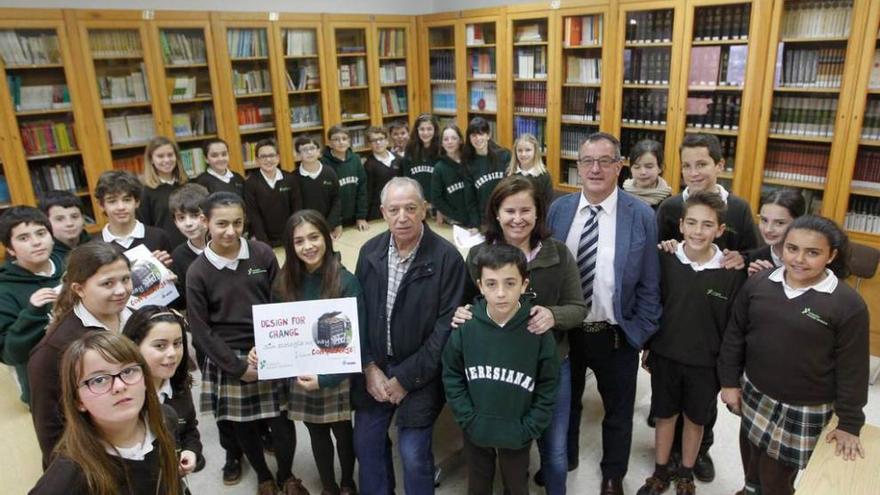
left=3, top=219, right=880, bottom=494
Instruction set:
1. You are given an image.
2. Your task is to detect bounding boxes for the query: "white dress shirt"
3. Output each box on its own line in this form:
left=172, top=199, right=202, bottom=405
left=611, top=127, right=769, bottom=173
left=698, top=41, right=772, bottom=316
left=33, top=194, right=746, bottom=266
left=674, top=242, right=724, bottom=271
left=207, top=167, right=233, bottom=183
left=73, top=302, right=132, bottom=332
left=102, top=221, right=146, bottom=249
left=204, top=238, right=250, bottom=271
left=261, top=167, right=284, bottom=189
left=768, top=266, right=838, bottom=299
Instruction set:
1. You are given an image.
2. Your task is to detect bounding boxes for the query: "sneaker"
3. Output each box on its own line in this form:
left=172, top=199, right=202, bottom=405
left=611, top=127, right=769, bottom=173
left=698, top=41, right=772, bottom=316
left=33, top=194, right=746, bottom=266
left=281, top=477, right=310, bottom=495
left=693, top=453, right=715, bottom=482
left=636, top=476, right=670, bottom=495
left=675, top=477, right=695, bottom=495
left=222, top=458, right=243, bottom=486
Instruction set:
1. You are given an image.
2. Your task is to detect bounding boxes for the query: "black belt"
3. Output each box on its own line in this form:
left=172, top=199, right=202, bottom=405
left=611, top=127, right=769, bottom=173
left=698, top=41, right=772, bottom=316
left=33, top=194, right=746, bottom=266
left=582, top=321, right=621, bottom=349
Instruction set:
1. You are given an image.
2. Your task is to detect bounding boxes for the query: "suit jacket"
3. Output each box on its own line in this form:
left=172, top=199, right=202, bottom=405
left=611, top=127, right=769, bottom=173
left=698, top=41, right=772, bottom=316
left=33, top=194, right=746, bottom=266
left=547, top=188, right=662, bottom=349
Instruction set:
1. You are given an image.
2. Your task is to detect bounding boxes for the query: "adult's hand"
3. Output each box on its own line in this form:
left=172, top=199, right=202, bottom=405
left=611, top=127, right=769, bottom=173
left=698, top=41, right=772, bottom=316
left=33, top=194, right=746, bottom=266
left=451, top=304, right=473, bottom=329
left=364, top=363, right=390, bottom=402
left=526, top=305, right=555, bottom=334
left=385, top=377, right=408, bottom=405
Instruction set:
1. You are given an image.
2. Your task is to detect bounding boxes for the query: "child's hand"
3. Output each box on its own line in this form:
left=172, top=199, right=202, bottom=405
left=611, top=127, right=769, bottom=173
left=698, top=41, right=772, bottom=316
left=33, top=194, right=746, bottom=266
left=152, top=249, right=173, bottom=267
left=527, top=305, right=555, bottom=334
left=640, top=350, right=651, bottom=372
left=331, top=226, right=343, bottom=239
left=721, top=249, right=745, bottom=270
left=747, top=259, right=775, bottom=276
left=435, top=211, right=445, bottom=225
left=826, top=429, right=865, bottom=461
left=657, top=239, right=678, bottom=253
left=451, top=304, right=473, bottom=329
left=247, top=347, right=258, bottom=367
left=241, top=364, right=258, bottom=383
left=29, top=288, right=59, bottom=308
left=179, top=450, right=197, bottom=475
left=720, top=387, right=742, bottom=415
left=356, top=219, right=370, bottom=231
left=296, top=375, right=320, bottom=391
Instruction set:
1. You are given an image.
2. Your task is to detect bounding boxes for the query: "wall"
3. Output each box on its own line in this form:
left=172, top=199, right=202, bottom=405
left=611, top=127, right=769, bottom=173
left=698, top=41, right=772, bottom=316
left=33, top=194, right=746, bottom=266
left=0, top=0, right=430, bottom=15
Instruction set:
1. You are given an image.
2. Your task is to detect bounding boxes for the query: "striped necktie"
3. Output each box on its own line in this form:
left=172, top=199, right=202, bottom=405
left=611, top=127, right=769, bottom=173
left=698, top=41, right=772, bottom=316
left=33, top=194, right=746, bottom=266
left=577, top=205, right=601, bottom=308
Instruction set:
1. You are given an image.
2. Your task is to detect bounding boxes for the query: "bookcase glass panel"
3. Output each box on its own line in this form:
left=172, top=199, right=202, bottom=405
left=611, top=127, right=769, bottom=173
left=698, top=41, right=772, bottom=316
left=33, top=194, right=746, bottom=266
left=512, top=18, right=547, bottom=146
left=228, top=27, right=275, bottom=166
left=284, top=28, right=322, bottom=136
left=378, top=28, right=408, bottom=119
left=560, top=122, right=599, bottom=187
left=428, top=26, right=455, bottom=117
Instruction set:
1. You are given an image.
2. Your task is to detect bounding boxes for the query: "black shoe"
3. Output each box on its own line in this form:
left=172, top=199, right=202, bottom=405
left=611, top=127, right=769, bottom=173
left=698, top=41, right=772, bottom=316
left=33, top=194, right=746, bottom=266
left=568, top=458, right=579, bottom=471
left=534, top=469, right=545, bottom=486
left=693, top=452, right=715, bottom=482
left=222, top=457, right=242, bottom=485
left=194, top=453, right=206, bottom=473
left=647, top=415, right=656, bottom=428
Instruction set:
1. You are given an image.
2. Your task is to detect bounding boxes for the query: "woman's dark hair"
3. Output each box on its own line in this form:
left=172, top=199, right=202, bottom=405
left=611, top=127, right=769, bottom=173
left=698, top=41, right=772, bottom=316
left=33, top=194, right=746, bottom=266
left=761, top=189, right=806, bottom=219
left=276, top=210, right=342, bottom=301
left=482, top=175, right=550, bottom=249
left=473, top=242, right=529, bottom=281
left=629, top=139, right=664, bottom=171
left=406, top=113, right=440, bottom=162
left=784, top=215, right=851, bottom=278
left=122, top=305, right=193, bottom=391
left=462, top=117, right=506, bottom=176
left=202, top=137, right=229, bottom=156
left=199, top=191, right=245, bottom=220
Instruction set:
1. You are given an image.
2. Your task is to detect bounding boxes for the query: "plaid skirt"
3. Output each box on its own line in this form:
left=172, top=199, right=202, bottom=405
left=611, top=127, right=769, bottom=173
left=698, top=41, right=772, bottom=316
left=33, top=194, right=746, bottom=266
left=199, top=349, right=288, bottom=422
left=287, top=377, right=352, bottom=424
left=741, top=374, right=833, bottom=469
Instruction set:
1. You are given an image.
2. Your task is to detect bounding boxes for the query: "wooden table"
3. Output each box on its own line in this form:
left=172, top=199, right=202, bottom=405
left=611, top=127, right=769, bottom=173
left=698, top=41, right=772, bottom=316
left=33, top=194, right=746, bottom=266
left=797, top=418, right=880, bottom=494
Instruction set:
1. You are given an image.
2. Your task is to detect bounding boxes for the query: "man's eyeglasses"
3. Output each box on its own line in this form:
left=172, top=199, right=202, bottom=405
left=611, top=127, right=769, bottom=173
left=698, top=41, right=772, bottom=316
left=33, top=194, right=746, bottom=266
left=577, top=156, right=620, bottom=169
left=80, top=365, right=144, bottom=395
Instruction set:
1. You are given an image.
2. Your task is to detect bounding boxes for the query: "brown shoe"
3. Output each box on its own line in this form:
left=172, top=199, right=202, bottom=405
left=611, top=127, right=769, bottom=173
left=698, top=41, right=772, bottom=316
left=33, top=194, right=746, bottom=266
left=675, top=478, right=695, bottom=495
left=282, top=477, right=311, bottom=495
left=601, top=477, right=624, bottom=495
left=636, top=476, right=670, bottom=495
left=258, top=480, right=278, bottom=495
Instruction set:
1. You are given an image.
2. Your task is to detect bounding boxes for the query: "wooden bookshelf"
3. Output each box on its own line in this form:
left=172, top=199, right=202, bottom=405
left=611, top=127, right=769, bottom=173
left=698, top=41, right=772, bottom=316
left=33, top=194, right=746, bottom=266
left=508, top=10, right=549, bottom=156
left=372, top=18, right=417, bottom=129
left=466, top=14, right=504, bottom=142
left=324, top=16, right=374, bottom=155
left=419, top=15, right=462, bottom=129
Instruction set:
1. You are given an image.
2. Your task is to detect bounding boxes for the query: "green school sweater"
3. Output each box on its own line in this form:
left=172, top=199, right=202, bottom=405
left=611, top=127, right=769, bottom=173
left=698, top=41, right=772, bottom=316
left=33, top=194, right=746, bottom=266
left=0, top=252, right=65, bottom=404
left=321, top=148, right=368, bottom=223
left=442, top=297, right=559, bottom=450
left=400, top=152, right=437, bottom=203
left=50, top=230, right=91, bottom=263
left=467, top=149, right=511, bottom=224
left=431, top=156, right=480, bottom=228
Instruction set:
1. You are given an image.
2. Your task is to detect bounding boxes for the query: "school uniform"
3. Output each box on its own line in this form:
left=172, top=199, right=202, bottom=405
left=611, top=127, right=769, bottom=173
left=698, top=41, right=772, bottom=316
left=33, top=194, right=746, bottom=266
left=513, top=166, right=555, bottom=211
left=320, top=148, right=367, bottom=226
left=139, top=182, right=186, bottom=248
left=656, top=185, right=758, bottom=251
left=467, top=149, right=511, bottom=224
left=400, top=150, right=437, bottom=203
left=158, top=380, right=202, bottom=459
left=194, top=168, right=245, bottom=196
left=243, top=168, right=302, bottom=247
left=29, top=303, right=133, bottom=467
left=431, top=156, right=480, bottom=228
left=622, top=177, right=673, bottom=210
left=50, top=230, right=91, bottom=262
left=102, top=221, right=173, bottom=255
left=744, top=244, right=781, bottom=268
left=363, top=151, right=401, bottom=221
left=294, top=163, right=341, bottom=229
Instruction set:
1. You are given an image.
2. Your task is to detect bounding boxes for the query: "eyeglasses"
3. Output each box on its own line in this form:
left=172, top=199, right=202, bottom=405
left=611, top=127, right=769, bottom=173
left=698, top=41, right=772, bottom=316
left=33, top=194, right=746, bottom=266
left=80, top=365, right=144, bottom=395
left=298, top=145, right=319, bottom=153
left=577, top=156, right=620, bottom=169
left=258, top=153, right=278, bottom=160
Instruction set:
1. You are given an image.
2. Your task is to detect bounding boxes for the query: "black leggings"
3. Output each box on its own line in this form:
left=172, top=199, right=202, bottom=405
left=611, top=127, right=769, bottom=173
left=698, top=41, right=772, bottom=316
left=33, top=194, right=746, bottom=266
left=234, top=416, right=297, bottom=483
left=305, top=420, right=356, bottom=492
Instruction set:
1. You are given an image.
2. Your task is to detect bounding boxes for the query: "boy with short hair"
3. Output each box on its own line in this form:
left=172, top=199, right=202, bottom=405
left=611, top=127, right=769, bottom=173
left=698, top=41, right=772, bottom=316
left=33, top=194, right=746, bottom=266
left=639, top=191, right=746, bottom=495
left=321, top=125, right=368, bottom=232
left=443, top=243, right=559, bottom=495
left=168, top=183, right=209, bottom=294
left=39, top=190, right=91, bottom=260
left=242, top=137, right=303, bottom=248
left=388, top=120, right=410, bottom=156
left=295, top=134, right=342, bottom=235
left=363, top=125, right=402, bottom=220
left=0, top=207, right=64, bottom=404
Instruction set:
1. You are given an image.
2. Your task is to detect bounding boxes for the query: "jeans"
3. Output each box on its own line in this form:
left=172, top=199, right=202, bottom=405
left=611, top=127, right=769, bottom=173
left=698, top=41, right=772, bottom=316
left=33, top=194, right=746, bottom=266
left=536, top=358, right=572, bottom=494
left=354, top=405, right=436, bottom=495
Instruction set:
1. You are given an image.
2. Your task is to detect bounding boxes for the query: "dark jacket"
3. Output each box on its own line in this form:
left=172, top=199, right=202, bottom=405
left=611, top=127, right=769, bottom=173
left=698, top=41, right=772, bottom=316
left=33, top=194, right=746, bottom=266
left=138, top=183, right=186, bottom=248
left=51, top=230, right=91, bottom=263
left=353, top=224, right=467, bottom=427
left=164, top=383, right=202, bottom=456
left=321, top=147, right=368, bottom=224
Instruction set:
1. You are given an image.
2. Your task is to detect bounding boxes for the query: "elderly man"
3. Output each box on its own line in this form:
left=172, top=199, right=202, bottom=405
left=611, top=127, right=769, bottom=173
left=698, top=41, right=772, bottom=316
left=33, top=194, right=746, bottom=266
left=353, top=177, right=467, bottom=495
left=547, top=132, right=662, bottom=495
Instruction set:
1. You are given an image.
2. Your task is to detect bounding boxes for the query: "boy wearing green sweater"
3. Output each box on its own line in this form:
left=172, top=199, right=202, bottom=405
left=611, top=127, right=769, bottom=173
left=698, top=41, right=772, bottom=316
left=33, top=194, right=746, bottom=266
left=0, top=207, right=64, bottom=404
left=321, top=125, right=369, bottom=235
left=443, top=243, right=559, bottom=495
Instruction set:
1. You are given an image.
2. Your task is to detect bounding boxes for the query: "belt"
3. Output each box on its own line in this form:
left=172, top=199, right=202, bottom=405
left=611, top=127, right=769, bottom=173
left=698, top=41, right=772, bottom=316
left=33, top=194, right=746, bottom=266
left=582, top=320, right=614, bottom=333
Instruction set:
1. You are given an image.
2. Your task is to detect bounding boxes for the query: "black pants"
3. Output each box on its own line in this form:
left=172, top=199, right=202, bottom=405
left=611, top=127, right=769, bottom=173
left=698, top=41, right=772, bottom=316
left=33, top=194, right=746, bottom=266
left=567, top=326, right=639, bottom=479
left=305, top=420, right=356, bottom=493
left=234, top=416, right=296, bottom=483
left=462, top=435, right=531, bottom=495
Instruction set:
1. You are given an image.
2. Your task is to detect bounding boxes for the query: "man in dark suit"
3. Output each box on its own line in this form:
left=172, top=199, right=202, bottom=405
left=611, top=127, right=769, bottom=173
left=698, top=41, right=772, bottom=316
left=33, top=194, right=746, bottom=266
left=547, top=132, right=662, bottom=495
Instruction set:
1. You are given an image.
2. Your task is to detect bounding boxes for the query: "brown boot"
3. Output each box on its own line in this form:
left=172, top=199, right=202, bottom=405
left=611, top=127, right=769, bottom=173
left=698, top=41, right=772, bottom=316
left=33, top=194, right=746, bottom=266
left=282, top=477, right=311, bottom=495
left=258, top=480, right=278, bottom=495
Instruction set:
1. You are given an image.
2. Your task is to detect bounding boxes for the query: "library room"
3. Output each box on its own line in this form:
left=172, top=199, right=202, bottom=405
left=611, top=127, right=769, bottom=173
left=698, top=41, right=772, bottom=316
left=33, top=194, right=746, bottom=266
left=0, top=0, right=879, bottom=494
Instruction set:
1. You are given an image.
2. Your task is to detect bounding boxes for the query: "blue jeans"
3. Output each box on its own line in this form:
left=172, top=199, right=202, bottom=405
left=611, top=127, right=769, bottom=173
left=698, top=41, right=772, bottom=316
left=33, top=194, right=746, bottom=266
left=537, top=358, right=572, bottom=495
left=354, top=405, right=436, bottom=495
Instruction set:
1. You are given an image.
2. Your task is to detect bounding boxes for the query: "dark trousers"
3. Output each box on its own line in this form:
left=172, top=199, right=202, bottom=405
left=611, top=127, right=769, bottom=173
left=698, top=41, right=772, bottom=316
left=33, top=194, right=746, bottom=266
left=233, top=416, right=296, bottom=483
left=305, top=420, right=356, bottom=493
left=739, top=428, right=797, bottom=495
left=671, top=402, right=716, bottom=454
left=462, top=435, right=531, bottom=495
left=567, top=325, right=639, bottom=479
left=218, top=420, right=243, bottom=460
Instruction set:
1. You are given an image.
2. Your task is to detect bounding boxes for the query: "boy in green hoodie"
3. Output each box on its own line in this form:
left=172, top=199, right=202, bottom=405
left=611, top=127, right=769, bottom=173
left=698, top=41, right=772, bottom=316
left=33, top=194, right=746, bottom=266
left=39, top=190, right=91, bottom=262
left=321, top=125, right=369, bottom=235
left=0, top=207, right=65, bottom=404
left=443, top=243, right=559, bottom=495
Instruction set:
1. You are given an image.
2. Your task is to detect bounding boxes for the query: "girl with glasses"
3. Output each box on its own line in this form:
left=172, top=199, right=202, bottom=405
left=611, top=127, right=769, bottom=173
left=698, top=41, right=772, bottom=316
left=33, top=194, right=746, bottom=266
left=242, top=138, right=303, bottom=247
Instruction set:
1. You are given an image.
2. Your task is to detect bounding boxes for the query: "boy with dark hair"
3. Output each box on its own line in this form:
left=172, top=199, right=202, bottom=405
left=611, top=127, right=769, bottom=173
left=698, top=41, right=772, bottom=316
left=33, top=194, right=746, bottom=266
left=168, top=183, right=209, bottom=292
left=443, top=243, right=559, bottom=495
left=39, top=190, right=91, bottom=260
left=639, top=191, right=746, bottom=495
left=363, top=125, right=402, bottom=220
left=242, top=138, right=302, bottom=247
left=95, top=170, right=173, bottom=264
left=321, top=125, right=368, bottom=233
left=294, top=134, right=342, bottom=234
left=0, top=207, right=64, bottom=404
left=388, top=120, right=410, bottom=156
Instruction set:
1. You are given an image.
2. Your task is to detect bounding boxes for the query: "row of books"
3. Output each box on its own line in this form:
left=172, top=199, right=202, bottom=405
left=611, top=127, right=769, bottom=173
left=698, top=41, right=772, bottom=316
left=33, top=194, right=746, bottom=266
left=335, top=34, right=365, bottom=54
left=466, top=24, right=495, bottom=46
left=430, top=52, right=455, bottom=82
left=686, top=94, right=742, bottom=130
left=159, top=31, right=206, bottom=65
left=242, top=140, right=261, bottom=168
left=620, top=129, right=665, bottom=161
left=692, top=4, right=751, bottom=41
left=560, top=125, right=591, bottom=159
left=172, top=107, right=217, bottom=138
left=378, top=29, right=406, bottom=58
left=514, top=47, right=548, bottom=80
left=622, top=91, right=668, bottom=125
left=853, top=148, right=880, bottom=190
left=514, top=82, right=547, bottom=114
left=566, top=166, right=582, bottom=186
left=0, top=30, right=60, bottom=66
left=89, top=30, right=142, bottom=58
left=770, top=95, right=838, bottom=137
left=563, top=15, right=602, bottom=47
left=513, top=116, right=546, bottom=152
left=344, top=125, right=367, bottom=150
left=565, top=55, right=601, bottom=84
left=763, top=141, right=829, bottom=184
left=285, top=29, right=317, bottom=57
left=20, top=120, right=77, bottom=156
left=562, top=87, right=600, bottom=123
left=688, top=45, right=748, bottom=87
left=228, top=29, right=269, bottom=58
left=233, top=68, right=271, bottom=95
left=287, top=61, right=320, bottom=91
left=625, top=10, right=673, bottom=43
left=469, top=50, right=496, bottom=79
left=469, top=82, right=497, bottom=112
left=844, top=199, right=880, bottom=234
left=714, top=135, right=739, bottom=169
left=781, top=0, right=852, bottom=39
left=237, top=104, right=273, bottom=129
left=167, top=76, right=201, bottom=101
left=105, top=114, right=156, bottom=146
left=861, top=99, right=880, bottom=140
left=381, top=88, right=408, bottom=115
left=338, top=58, right=368, bottom=88
left=113, top=154, right=144, bottom=174
left=180, top=147, right=207, bottom=178
left=7, top=78, right=70, bottom=111
left=432, top=84, right=456, bottom=113
left=776, top=46, right=845, bottom=88
left=514, top=22, right=545, bottom=44
left=623, top=48, right=671, bottom=85
left=31, top=162, right=88, bottom=195
left=98, top=64, right=150, bottom=104
left=290, top=103, right=321, bottom=129
left=379, top=62, right=407, bottom=85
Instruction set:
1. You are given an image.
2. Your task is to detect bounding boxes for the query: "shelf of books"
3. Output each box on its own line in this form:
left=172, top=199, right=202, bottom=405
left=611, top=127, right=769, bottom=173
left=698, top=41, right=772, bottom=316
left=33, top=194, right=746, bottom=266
left=508, top=12, right=550, bottom=154
left=466, top=17, right=502, bottom=141
left=0, top=14, right=102, bottom=224
left=615, top=2, right=686, bottom=190
left=374, top=21, right=415, bottom=128
left=150, top=14, right=223, bottom=179
left=676, top=0, right=769, bottom=196
left=750, top=0, right=863, bottom=218
left=325, top=22, right=372, bottom=153
left=422, top=19, right=461, bottom=129
left=554, top=6, right=611, bottom=191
